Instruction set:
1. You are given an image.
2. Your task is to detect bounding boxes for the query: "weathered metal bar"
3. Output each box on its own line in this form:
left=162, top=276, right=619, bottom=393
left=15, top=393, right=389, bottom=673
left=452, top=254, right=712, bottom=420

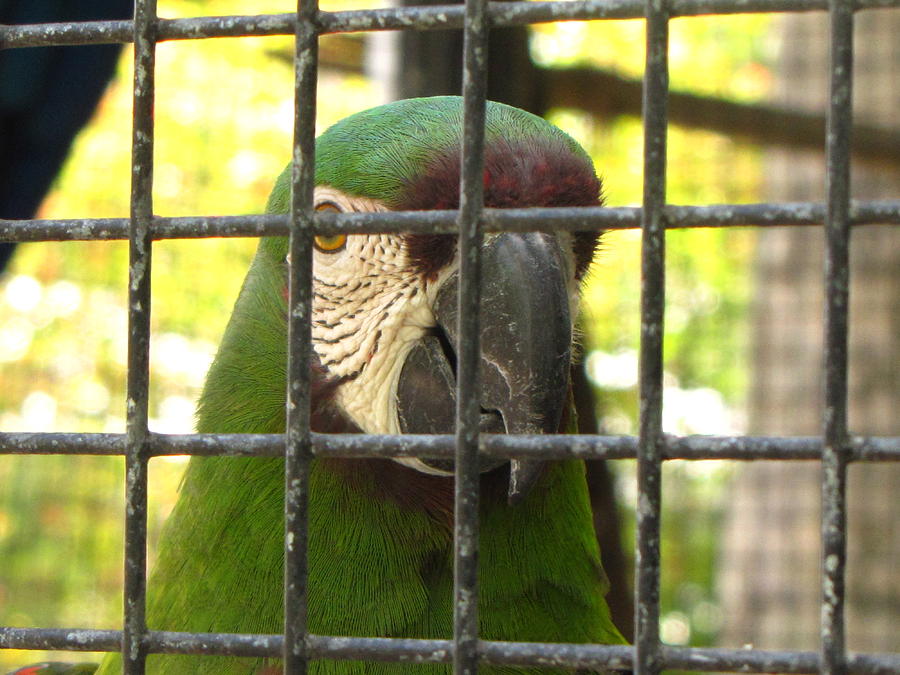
left=2, top=432, right=900, bottom=461
left=0, top=628, right=122, bottom=652
left=0, top=432, right=127, bottom=454
left=2, top=200, right=898, bottom=243
left=453, top=0, right=490, bottom=672
left=4, top=627, right=900, bottom=674
left=660, top=647, right=900, bottom=674
left=122, top=0, right=157, bottom=672
left=282, top=0, right=319, bottom=671
left=820, top=0, right=854, bottom=672
left=4, top=0, right=900, bottom=49
left=634, top=0, right=669, bottom=671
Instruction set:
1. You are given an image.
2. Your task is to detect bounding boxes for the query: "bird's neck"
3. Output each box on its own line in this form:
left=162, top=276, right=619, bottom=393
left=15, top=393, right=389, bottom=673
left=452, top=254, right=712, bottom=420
left=144, top=454, right=624, bottom=675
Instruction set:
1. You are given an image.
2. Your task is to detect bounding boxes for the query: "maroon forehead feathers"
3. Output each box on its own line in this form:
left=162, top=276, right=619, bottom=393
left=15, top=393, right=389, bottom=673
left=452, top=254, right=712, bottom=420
left=399, top=137, right=602, bottom=211
left=400, top=137, right=604, bottom=280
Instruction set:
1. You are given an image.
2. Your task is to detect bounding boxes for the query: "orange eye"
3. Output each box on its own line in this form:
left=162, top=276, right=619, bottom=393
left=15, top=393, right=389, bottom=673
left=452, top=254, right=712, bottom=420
left=313, top=234, right=347, bottom=252
left=314, top=202, right=346, bottom=253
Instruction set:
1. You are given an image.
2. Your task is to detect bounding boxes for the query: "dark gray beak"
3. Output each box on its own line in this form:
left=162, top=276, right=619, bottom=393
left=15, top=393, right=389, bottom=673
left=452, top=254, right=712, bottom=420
left=397, top=232, right=572, bottom=503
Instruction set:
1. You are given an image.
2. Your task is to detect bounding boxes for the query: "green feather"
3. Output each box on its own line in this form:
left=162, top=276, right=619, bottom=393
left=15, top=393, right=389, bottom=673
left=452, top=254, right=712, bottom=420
left=265, top=96, right=593, bottom=212
left=95, top=97, right=625, bottom=675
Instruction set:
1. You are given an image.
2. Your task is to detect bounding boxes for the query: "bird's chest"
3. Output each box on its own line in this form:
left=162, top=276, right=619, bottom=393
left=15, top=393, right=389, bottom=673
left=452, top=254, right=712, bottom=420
left=306, top=459, right=455, bottom=639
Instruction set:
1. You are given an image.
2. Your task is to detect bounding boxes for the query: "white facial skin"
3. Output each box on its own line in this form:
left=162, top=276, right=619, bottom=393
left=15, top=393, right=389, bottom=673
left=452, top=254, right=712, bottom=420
left=307, top=186, right=587, bottom=476
left=309, top=187, right=455, bottom=474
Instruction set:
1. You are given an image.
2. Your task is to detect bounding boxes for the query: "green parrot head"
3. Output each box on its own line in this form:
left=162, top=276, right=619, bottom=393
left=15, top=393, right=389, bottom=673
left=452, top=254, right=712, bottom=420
left=82, top=98, right=621, bottom=675
left=223, top=96, right=602, bottom=499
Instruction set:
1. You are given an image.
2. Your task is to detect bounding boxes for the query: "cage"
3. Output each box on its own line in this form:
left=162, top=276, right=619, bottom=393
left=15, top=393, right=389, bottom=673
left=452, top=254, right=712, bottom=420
left=1, top=0, right=899, bottom=674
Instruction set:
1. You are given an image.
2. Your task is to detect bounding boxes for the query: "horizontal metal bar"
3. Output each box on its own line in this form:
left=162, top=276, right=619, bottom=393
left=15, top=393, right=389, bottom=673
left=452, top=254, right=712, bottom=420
left=1, top=432, right=897, bottom=461
left=664, top=200, right=900, bottom=227
left=1, top=201, right=898, bottom=243
left=2, top=628, right=898, bottom=674
left=149, top=631, right=280, bottom=657
left=0, top=215, right=287, bottom=241
left=664, top=434, right=900, bottom=461
left=0, top=628, right=121, bottom=652
left=2, top=0, right=899, bottom=49
left=658, top=647, right=900, bottom=675
left=0, top=432, right=126, bottom=454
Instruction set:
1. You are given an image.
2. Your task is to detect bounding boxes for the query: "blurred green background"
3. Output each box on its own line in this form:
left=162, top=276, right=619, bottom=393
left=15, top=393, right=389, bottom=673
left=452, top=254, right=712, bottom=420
left=0, top=0, right=772, bottom=669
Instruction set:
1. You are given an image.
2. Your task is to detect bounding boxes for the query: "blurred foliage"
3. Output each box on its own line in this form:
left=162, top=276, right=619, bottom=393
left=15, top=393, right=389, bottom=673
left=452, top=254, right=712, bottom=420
left=532, top=14, right=775, bottom=101
left=1, top=2, right=772, bottom=669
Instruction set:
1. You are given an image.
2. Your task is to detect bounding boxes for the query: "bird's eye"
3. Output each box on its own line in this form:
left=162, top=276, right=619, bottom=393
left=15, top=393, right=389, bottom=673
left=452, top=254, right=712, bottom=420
left=313, top=234, right=347, bottom=253
left=313, top=202, right=346, bottom=253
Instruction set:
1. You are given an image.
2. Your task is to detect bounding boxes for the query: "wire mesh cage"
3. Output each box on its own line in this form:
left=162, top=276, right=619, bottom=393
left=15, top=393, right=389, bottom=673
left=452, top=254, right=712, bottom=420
left=1, top=0, right=899, bottom=674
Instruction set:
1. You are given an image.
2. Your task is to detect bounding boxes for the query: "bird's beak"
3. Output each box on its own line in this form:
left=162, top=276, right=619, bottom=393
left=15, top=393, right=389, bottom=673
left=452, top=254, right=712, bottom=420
left=397, top=233, right=572, bottom=503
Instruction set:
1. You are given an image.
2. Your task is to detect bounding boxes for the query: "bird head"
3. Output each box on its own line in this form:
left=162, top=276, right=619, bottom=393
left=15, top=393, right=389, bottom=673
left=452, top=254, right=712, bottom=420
left=229, top=97, right=602, bottom=501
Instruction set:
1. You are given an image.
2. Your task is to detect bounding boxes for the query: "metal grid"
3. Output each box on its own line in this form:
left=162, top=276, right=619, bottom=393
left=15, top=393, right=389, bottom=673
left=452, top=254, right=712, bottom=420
left=1, top=0, right=899, bottom=673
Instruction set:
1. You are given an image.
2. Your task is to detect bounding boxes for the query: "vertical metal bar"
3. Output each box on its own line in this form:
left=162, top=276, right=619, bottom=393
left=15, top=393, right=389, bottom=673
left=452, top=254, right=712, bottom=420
left=454, top=0, right=489, bottom=672
left=821, top=0, right=853, bottom=673
left=283, top=0, right=318, bottom=671
left=635, top=1, right=669, bottom=674
left=124, top=0, right=157, bottom=672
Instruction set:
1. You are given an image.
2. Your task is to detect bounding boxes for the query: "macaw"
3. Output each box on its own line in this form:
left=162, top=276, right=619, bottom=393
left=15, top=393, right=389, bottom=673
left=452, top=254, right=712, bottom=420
left=89, top=96, right=626, bottom=674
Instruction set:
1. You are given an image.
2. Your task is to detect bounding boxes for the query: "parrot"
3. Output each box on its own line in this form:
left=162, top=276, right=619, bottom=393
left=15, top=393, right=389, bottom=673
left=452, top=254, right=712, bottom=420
left=87, top=96, right=627, bottom=674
